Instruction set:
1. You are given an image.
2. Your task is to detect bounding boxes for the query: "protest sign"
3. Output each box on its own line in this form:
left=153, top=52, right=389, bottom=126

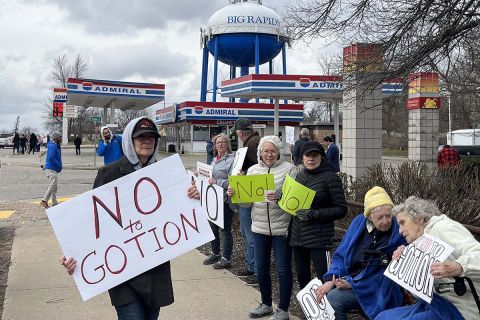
left=286, top=126, right=295, bottom=145
left=189, top=172, right=224, bottom=229
left=229, top=174, right=275, bottom=203
left=230, top=147, right=248, bottom=176
left=278, top=175, right=316, bottom=215
left=296, top=278, right=335, bottom=320
left=47, top=154, right=214, bottom=301
left=196, top=161, right=213, bottom=179
left=384, top=233, right=454, bottom=303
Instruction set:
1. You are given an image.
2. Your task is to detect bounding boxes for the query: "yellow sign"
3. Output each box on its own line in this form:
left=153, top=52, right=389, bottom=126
left=229, top=174, right=275, bottom=204
left=0, top=210, right=15, bottom=219
left=278, top=175, right=316, bottom=215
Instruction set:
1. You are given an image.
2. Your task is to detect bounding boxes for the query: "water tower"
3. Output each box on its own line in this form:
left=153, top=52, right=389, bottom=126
left=200, top=0, right=290, bottom=102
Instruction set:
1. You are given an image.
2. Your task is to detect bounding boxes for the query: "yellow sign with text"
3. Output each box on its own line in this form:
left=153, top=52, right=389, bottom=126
left=229, top=174, right=275, bottom=204
left=278, top=175, right=316, bottom=215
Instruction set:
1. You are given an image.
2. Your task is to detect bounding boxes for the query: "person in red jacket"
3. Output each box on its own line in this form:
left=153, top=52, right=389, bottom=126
left=437, top=145, right=460, bottom=168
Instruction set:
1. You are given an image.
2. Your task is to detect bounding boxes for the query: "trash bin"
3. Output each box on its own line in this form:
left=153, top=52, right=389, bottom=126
left=168, top=144, right=176, bottom=153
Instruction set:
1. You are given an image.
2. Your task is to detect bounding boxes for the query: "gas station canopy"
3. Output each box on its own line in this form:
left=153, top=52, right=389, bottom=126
left=67, top=78, right=165, bottom=110
left=220, top=74, right=402, bottom=100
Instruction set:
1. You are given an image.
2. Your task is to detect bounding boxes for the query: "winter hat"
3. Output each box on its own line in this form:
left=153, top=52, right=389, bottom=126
left=364, top=186, right=394, bottom=218
left=234, top=118, right=253, bottom=131
left=50, top=132, right=61, bottom=140
left=257, top=135, right=282, bottom=163
left=300, top=141, right=326, bottom=158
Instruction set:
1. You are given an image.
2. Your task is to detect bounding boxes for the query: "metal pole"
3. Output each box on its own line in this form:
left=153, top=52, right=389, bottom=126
left=448, top=95, right=452, bottom=138
left=334, top=101, right=340, bottom=142
left=274, top=98, right=279, bottom=136
left=212, top=37, right=219, bottom=102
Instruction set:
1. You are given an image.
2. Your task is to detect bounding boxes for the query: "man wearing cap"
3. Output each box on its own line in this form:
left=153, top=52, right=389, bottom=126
left=292, top=128, right=310, bottom=166
left=60, top=117, right=200, bottom=320
left=314, top=186, right=406, bottom=320
left=97, top=126, right=123, bottom=165
left=234, top=118, right=261, bottom=281
left=40, top=132, right=62, bottom=208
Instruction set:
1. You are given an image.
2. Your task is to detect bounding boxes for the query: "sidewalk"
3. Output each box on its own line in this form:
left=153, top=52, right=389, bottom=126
left=1, top=199, right=300, bottom=320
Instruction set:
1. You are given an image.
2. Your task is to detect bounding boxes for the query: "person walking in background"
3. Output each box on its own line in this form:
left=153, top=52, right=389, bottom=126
left=19, top=134, right=27, bottom=154
left=288, top=141, right=348, bottom=290
left=202, top=133, right=235, bottom=270
left=40, top=132, right=62, bottom=209
left=13, top=133, right=20, bottom=154
left=97, top=126, right=123, bottom=165
left=206, top=134, right=214, bottom=165
left=234, top=118, right=261, bottom=284
left=28, top=132, right=38, bottom=154
left=74, top=135, right=82, bottom=155
left=292, top=128, right=310, bottom=166
left=437, top=144, right=460, bottom=168
left=242, top=136, right=297, bottom=320
left=323, top=135, right=340, bottom=173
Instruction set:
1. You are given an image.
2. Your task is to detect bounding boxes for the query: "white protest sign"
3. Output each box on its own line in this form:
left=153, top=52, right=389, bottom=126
left=197, top=161, right=213, bottom=179
left=231, top=147, right=248, bottom=176
left=296, top=278, right=335, bottom=320
left=286, top=126, right=295, bottom=145
left=384, top=233, right=454, bottom=303
left=189, top=172, right=225, bottom=229
left=47, top=154, right=214, bottom=301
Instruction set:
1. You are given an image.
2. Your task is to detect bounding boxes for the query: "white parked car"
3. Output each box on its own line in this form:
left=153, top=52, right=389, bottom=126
left=0, top=134, right=14, bottom=148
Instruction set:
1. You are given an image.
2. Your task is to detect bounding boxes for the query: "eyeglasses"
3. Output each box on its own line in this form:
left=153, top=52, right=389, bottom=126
left=135, top=133, right=156, bottom=140
left=262, top=149, right=278, bottom=155
left=216, top=141, right=227, bottom=145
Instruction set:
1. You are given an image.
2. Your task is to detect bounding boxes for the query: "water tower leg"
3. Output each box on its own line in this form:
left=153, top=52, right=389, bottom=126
left=240, top=66, right=249, bottom=103
left=282, top=43, right=288, bottom=104
left=274, top=98, right=280, bottom=136
left=200, top=46, right=209, bottom=102
left=269, top=60, right=273, bottom=104
left=230, top=66, right=236, bottom=103
left=255, top=34, right=260, bottom=103
left=212, top=37, right=219, bottom=102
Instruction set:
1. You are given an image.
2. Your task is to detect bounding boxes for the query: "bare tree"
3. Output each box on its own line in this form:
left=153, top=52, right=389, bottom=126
left=12, top=116, right=20, bottom=134
left=115, top=110, right=149, bottom=130
left=287, top=0, right=480, bottom=85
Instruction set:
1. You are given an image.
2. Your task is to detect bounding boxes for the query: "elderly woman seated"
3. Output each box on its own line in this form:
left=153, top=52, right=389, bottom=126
left=315, top=186, right=407, bottom=320
left=375, top=196, right=480, bottom=320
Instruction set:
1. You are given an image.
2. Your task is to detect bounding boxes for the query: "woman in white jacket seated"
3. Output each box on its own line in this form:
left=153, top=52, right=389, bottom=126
left=230, top=135, right=297, bottom=320
left=376, top=196, right=480, bottom=320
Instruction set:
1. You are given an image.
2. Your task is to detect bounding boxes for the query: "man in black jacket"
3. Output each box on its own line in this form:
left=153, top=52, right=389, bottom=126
left=292, top=128, right=310, bottom=166
left=61, top=117, right=200, bottom=320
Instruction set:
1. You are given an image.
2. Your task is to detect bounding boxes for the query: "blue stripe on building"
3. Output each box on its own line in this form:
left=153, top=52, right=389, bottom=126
left=67, top=90, right=164, bottom=100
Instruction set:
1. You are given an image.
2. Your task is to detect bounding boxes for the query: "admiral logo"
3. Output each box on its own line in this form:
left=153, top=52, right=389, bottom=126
left=205, top=109, right=236, bottom=116
left=82, top=82, right=93, bottom=91
left=299, top=78, right=310, bottom=88
left=194, top=106, right=203, bottom=114
left=54, top=94, right=67, bottom=101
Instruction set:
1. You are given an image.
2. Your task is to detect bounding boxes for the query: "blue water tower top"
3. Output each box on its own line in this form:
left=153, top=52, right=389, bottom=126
left=201, top=0, right=289, bottom=67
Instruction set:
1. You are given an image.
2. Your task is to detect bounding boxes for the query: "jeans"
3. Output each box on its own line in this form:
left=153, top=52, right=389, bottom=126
left=326, top=288, right=360, bottom=320
left=43, top=169, right=58, bottom=205
left=293, top=246, right=329, bottom=290
left=115, top=300, right=160, bottom=320
left=254, top=233, right=293, bottom=311
left=238, top=206, right=255, bottom=273
left=209, top=203, right=233, bottom=260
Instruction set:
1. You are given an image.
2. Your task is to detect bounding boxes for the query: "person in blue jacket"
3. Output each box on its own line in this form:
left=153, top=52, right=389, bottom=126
left=97, top=126, right=123, bottom=165
left=314, top=186, right=407, bottom=320
left=323, top=136, right=340, bottom=173
left=40, top=132, right=62, bottom=208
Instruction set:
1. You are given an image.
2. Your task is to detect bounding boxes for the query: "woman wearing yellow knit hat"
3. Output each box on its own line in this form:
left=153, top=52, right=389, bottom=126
left=314, top=186, right=407, bottom=320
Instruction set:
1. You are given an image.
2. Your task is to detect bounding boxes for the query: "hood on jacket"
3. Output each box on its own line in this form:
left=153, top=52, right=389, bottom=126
left=100, top=126, right=113, bottom=138
left=122, top=117, right=159, bottom=170
left=257, top=135, right=283, bottom=167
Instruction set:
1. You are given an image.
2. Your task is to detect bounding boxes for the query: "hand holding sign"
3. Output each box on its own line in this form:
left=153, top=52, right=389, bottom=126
left=297, top=278, right=335, bottom=320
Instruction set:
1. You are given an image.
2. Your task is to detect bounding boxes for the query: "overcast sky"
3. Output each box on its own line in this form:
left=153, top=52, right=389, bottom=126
left=0, top=0, right=337, bottom=134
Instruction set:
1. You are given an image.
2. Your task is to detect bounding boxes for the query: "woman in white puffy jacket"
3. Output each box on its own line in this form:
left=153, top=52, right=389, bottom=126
left=242, top=135, right=297, bottom=320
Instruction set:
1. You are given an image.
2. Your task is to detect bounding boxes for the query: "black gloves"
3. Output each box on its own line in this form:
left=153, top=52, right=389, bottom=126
left=296, top=209, right=314, bottom=221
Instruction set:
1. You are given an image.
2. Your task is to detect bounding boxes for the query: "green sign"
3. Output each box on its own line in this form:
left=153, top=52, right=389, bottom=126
left=278, top=175, right=316, bottom=215
left=91, top=116, right=101, bottom=123
left=229, top=174, right=275, bottom=204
